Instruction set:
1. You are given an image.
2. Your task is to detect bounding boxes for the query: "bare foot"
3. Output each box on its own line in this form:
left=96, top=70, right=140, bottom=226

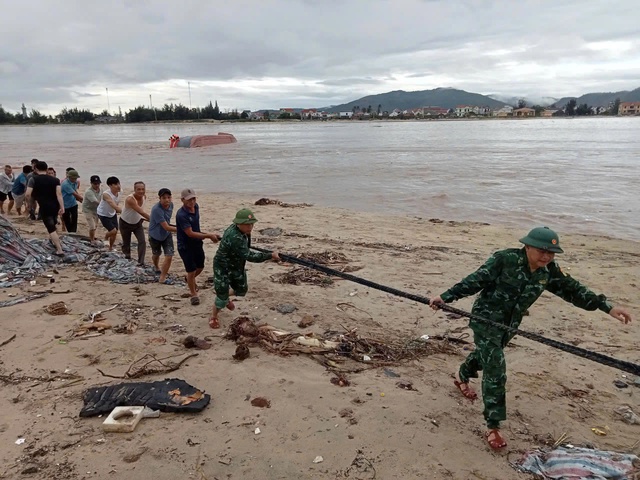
left=226, top=300, right=235, bottom=311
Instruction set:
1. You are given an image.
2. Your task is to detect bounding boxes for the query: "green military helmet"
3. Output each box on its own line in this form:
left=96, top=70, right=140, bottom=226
left=233, top=208, right=258, bottom=225
left=519, top=226, right=564, bottom=253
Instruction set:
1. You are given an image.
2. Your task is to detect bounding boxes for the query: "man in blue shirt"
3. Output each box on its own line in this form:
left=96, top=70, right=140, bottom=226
left=11, top=165, right=32, bottom=216
left=60, top=169, right=83, bottom=232
left=149, top=188, right=177, bottom=284
left=175, top=188, right=220, bottom=305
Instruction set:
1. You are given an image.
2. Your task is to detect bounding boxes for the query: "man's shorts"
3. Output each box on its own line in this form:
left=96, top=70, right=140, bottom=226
left=178, top=244, right=205, bottom=273
left=149, top=235, right=175, bottom=257
left=0, top=191, right=13, bottom=202
left=13, top=193, right=26, bottom=209
left=98, top=214, right=118, bottom=232
left=84, top=212, right=99, bottom=231
left=42, top=215, right=58, bottom=234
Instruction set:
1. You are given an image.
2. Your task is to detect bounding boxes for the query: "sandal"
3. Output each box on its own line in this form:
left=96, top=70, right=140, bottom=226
left=160, top=278, right=175, bottom=285
left=190, top=296, right=200, bottom=306
left=485, top=429, right=507, bottom=450
left=454, top=379, right=478, bottom=401
left=226, top=300, right=235, bottom=311
left=209, top=316, right=220, bottom=329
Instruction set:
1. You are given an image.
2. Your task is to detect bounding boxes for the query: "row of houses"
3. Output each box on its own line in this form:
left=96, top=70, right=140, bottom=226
left=250, top=101, right=640, bottom=120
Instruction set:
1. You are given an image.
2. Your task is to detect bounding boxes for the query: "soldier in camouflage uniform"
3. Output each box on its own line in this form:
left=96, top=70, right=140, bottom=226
left=430, top=226, right=632, bottom=450
left=209, top=208, right=280, bottom=328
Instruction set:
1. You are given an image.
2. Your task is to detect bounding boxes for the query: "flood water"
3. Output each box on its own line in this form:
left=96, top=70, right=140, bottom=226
left=1, top=117, right=639, bottom=240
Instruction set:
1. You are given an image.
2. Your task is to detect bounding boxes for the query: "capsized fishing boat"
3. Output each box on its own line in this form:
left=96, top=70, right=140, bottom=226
left=169, top=133, right=237, bottom=148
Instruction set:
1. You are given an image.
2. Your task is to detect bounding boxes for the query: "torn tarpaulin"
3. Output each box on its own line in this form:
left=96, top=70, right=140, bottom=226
left=514, top=446, right=640, bottom=479
left=80, top=378, right=211, bottom=417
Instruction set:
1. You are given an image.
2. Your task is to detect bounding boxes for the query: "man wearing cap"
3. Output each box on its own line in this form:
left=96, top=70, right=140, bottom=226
left=209, top=208, right=280, bottom=328
left=82, top=176, right=102, bottom=244
left=60, top=169, right=83, bottom=232
left=149, top=188, right=177, bottom=284
left=429, top=226, right=633, bottom=451
left=175, top=188, right=221, bottom=305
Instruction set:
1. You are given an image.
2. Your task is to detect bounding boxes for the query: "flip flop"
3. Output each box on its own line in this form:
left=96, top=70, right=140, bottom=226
left=454, top=380, right=478, bottom=401
left=209, top=316, right=220, bottom=329
left=485, top=429, right=507, bottom=450
left=160, top=278, right=175, bottom=285
left=190, top=296, right=200, bottom=306
left=226, top=300, right=235, bottom=311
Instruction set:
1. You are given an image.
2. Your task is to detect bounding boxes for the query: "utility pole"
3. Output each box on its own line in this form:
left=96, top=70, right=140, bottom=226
left=106, top=88, right=111, bottom=114
left=188, top=81, right=192, bottom=109
left=149, top=94, right=157, bottom=121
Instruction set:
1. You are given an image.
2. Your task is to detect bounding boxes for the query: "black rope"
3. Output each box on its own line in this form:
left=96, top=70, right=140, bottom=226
left=253, top=246, right=640, bottom=377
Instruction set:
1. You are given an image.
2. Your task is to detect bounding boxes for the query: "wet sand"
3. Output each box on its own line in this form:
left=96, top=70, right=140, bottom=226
left=0, top=193, right=638, bottom=479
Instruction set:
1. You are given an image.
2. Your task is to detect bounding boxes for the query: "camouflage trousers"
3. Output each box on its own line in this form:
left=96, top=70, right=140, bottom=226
left=214, top=268, right=248, bottom=309
left=459, top=325, right=516, bottom=429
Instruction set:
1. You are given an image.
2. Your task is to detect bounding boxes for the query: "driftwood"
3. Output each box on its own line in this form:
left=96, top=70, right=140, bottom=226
left=96, top=353, right=199, bottom=379
left=0, top=334, right=17, bottom=348
left=226, top=316, right=460, bottom=369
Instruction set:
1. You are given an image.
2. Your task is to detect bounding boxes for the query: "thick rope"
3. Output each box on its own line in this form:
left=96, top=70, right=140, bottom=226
left=253, top=246, right=640, bottom=376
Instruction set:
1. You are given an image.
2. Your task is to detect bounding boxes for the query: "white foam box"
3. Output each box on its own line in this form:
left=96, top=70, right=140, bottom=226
left=101, top=406, right=145, bottom=433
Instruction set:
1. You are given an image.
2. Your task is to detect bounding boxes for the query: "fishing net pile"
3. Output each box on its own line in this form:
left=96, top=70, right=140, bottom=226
left=0, top=216, right=95, bottom=287
left=0, top=217, right=183, bottom=287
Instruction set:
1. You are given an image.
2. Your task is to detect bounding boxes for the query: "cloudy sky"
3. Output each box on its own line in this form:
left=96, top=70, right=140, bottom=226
left=1, top=0, right=638, bottom=115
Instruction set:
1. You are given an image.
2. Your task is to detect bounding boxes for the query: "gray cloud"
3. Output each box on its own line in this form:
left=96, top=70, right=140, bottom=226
left=1, top=0, right=638, bottom=114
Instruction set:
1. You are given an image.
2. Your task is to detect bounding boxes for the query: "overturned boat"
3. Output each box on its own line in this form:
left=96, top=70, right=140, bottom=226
left=169, top=133, right=237, bottom=148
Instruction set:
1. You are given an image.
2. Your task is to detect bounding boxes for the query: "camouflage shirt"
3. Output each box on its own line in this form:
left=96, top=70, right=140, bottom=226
left=440, top=248, right=612, bottom=329
left=214, top=224, right=272, bottom=272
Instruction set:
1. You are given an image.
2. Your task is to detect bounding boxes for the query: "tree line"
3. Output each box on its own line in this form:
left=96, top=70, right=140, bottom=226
left=0, top=97, right=623, bottom=125
left=0, top=101, right=256, bottom=124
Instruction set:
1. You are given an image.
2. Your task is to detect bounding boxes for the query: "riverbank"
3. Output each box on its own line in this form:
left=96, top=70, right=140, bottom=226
left=0, top=194, right=638, bottom=479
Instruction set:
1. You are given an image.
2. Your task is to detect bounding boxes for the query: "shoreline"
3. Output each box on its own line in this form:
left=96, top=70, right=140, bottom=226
left=1, top=194, right=638, bottom=479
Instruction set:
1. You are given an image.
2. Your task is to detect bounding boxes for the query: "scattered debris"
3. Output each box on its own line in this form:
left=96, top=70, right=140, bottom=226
left=515, top=446, right=640, bottom=478
left=182, top=336, right=211, bottom=350
left=313, top=456, right=324, bottom=464
left=258, top=227, right=283, bottom=237
left=15, top=438, right=26, bottom=445
left=250, top=397, right=271, bottom=408
left=396, top=381, right=418, bottom=391
left=232, top=345, right=250, bottom=361
left=339, top=449, right=376, bottom=479
left=45, top=301, right=70, bottom=315
left=142, top=407, right=161, bottom=418
left=87, top=303, right=119, bottom=322
left=298, top=315, right=315, bottom=328
left=0, top=292, right=49, bottom=308
left=165, top=324, right=188, bottom=335
left=96, top=353, right=198, bottom=379
left=73, top=321, right=112, bottom=337
left=383, top=368, right=400, bottom=378
left=113, top=321, right=138, bottom=334
left=275, top=303, right=297, bottom=314
left=0, top=334, right=17, bottom=348
left=102, top=406, right=145, bottom=433
left=591, top=426, right=609, bottom=436
left=270, top=267, right=334, bottom=287
left=614, top=405, right=640, bottom=425
left=614, top=380, right=629, bottom=389
left=331, top=374, right=351, bottom=387
left=145, top=337, right=167, bottom=346
left=254, top=427, right=261, bottom=435
left=123, top=448, right=148, bottom=463
left=226, top=317, right=459, bottom=370
left=339, top=408, right=354, bottom=418
left=254, top=197, right=312, bottom=208
left=80, top=378, right=211, bottom=417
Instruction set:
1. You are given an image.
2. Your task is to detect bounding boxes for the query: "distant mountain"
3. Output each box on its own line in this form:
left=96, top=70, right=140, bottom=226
left=488, top=94, right=558, bottom=107
left=553, top=87, right=640, bottom=108
left=318, top=87, right=508, bottom=113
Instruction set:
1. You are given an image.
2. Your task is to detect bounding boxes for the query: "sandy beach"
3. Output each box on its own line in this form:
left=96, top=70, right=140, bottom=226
left=1, top=193, right=639, bottom=480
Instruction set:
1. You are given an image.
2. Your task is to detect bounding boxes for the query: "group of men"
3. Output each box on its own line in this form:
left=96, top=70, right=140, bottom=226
left=4, top=160, right=280, bottom=330
left=3, top=160, right=635, bottom=452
